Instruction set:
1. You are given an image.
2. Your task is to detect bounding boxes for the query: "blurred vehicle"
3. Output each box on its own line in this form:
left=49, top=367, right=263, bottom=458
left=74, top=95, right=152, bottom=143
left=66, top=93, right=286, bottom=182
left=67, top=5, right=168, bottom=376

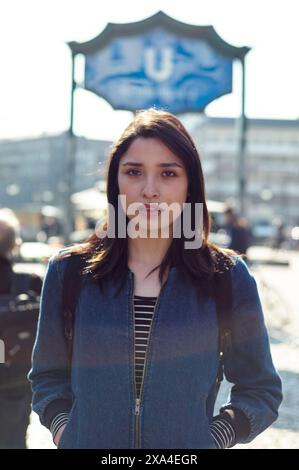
left=207, top=200, right=230, bottom=248
left=290, top=225, right=299, bottom=249
left=252, top=219, right=276, bottom=245
left=12, top=241, right=65, bottom=279
left=16, top=242, right=58, bottom=264
left=69, top=229, right=93, bottom=244
left=208, top=229, right=230, bottom=248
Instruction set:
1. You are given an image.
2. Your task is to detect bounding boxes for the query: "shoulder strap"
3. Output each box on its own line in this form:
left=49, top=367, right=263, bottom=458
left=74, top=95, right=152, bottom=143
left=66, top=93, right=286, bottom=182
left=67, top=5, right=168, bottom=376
left=214, top=267, right=233, bottom=385
left=62, top=253, right=86, bottom=368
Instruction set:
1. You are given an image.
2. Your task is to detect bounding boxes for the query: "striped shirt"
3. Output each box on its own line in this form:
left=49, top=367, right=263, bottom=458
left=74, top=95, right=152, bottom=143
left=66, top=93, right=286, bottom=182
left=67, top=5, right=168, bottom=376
left=133, top=294, right=157, bottom=398
left=50, top=294, right=240, bottom=448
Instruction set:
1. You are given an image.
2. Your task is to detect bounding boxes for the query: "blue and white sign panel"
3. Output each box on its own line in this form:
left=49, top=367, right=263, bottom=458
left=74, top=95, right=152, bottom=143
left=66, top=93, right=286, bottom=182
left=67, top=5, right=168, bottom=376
left=85, top=28, right=233, bottom=113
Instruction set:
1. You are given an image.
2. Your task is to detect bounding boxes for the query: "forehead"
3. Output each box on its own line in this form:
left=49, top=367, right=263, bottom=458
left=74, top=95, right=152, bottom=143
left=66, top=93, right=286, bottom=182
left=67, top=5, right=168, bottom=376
left=121, top=137, right=181, bottom=163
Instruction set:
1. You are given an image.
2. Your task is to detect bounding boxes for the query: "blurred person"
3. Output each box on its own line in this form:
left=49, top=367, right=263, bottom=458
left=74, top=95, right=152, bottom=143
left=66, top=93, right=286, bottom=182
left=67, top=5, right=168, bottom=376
left=29, top=109, right=282, bottom=449
left=0, top=209, right=42, bottom=448
left=40, top=215, right=63, bottom=240
left=224, top=207, right=252, bottom=264
left=86, top=217, right=97, bottom=231
left=272, top=221, right=286, bottom=251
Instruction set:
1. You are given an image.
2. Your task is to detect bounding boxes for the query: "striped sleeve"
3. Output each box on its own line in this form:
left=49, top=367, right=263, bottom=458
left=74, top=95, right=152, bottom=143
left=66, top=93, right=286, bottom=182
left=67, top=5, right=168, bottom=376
left=210, top=417, right=236, bottom=448
left=50, top=413, right=69, bottom=442
left=210, top=408, right=251, bottom=449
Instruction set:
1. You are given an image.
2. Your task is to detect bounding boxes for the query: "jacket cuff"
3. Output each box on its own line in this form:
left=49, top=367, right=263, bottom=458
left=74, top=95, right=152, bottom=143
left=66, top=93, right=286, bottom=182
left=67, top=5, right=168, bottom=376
left=43, top=398, right=73, bottom=429
left=214, top=407, right=251, bottom=445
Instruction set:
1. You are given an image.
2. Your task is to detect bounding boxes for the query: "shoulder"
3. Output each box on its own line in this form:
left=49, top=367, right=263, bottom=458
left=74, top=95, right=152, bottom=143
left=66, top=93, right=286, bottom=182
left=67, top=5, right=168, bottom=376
left=212, top=247, right=257, bottom=294
left=44, top=247, right=73, bottom=284
left=229, top=255, right=256, bottom=285
left=49, top=245, right=84, bottom=264
left=210, top=245, right=252, bottom=276
left=226, top=256, right=262, bottom=316
left=217, top=253, right=257, bottom=291
left=47, top=245, right=88, bottom=281
left=209, top=246, right=240, bottom=274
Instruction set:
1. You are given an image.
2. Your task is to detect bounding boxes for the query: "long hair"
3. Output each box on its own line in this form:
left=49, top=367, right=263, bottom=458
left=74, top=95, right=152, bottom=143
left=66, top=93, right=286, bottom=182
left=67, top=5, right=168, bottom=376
left=58, top=108, right=236, bottom=298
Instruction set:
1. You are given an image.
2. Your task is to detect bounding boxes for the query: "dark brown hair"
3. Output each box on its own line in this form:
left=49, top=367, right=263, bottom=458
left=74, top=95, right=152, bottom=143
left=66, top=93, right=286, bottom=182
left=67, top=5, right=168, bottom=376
left=59, top=108, right=236, bottom=298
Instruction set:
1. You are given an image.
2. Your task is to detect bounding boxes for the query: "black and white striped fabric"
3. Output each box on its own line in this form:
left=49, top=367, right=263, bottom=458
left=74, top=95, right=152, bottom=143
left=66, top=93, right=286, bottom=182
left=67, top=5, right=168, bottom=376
left=50, top=412, right=69, bottom=442
left=210, top=415, right=236, bottom=448
left=133, top=294, right=157, bottom=398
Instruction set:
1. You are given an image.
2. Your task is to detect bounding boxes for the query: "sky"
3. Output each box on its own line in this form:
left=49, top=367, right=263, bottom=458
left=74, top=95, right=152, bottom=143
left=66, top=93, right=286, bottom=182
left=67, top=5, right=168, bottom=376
left=0, top=0, right=298, bottom=142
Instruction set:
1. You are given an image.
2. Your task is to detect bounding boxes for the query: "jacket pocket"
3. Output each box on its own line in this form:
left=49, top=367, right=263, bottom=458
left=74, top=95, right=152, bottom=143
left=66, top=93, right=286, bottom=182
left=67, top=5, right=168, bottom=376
left=57, top=398, right=78, bottom=449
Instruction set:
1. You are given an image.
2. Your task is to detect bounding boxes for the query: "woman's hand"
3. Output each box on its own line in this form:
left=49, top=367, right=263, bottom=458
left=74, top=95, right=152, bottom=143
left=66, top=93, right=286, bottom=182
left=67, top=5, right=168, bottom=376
left=54, top=424, right=67, bottom=447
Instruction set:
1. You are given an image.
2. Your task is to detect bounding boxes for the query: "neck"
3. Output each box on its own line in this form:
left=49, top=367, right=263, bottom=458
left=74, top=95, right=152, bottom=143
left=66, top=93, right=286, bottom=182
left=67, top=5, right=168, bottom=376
left=128, top=236, right=172, bottom=268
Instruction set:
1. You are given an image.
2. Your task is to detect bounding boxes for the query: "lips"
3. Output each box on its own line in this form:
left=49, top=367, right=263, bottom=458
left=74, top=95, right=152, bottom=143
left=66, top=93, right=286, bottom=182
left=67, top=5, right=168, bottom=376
left=138, top=203, right=161, bottom=212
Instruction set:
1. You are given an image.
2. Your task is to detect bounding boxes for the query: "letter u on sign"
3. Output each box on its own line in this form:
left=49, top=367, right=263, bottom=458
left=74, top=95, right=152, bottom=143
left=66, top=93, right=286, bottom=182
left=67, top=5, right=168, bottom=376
left=145, top=47, right=173, bottom=82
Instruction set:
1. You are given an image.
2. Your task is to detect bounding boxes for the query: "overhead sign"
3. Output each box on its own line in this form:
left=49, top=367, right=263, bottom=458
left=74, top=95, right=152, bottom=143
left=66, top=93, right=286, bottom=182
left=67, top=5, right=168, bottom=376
left=68, top=11, right=249, bottom=113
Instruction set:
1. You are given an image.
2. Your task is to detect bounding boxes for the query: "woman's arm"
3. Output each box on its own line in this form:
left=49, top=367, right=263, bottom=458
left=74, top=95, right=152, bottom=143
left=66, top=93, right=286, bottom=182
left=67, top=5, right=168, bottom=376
left=27, top=253, right=74, bottom=430
left=219, top=256, right=283, bottom=444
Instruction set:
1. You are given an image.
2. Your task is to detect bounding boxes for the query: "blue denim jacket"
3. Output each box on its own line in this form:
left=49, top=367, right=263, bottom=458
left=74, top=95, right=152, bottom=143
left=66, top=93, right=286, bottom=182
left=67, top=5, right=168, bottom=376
left=28, top=250, right=282, bottom=449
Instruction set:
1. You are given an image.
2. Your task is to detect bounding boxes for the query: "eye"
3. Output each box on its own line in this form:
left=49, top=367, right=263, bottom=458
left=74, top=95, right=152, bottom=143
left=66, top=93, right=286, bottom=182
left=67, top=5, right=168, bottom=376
left=126, top=169, right=141, bottom=176
left=125, top=169, right=177, bottom=177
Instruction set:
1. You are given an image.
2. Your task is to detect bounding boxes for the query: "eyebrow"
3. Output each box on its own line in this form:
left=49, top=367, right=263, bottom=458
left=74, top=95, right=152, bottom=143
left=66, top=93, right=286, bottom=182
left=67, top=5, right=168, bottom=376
left=121, top=162, right=183, bottom=168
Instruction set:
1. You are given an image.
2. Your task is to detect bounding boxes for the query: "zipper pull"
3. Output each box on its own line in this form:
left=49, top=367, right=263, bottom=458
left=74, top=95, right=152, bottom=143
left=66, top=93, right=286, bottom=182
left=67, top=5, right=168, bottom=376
left=135, top=398, right=141, bottom=415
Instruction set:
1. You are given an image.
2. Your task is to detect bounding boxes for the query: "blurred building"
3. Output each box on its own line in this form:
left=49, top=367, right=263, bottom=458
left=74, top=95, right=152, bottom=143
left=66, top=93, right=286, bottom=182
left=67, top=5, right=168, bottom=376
left=193, top=117, right=299, bottom=226
left=0, top=132, right=111, bottom=239
left=0, top=132, right=111, bottom=208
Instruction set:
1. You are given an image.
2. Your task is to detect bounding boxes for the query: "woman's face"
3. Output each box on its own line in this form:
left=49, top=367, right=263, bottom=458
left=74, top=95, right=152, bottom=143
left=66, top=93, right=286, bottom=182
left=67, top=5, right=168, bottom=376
left=117, top=137, right=189, bottom=236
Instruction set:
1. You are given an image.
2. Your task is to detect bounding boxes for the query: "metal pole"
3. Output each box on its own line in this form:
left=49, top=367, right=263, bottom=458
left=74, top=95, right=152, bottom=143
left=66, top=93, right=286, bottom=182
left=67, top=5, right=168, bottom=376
left=237, top=56, right=247, bottom=217
left=63, top=51, right=77, bottom=245
left=69, top=52, right=76, bottom=138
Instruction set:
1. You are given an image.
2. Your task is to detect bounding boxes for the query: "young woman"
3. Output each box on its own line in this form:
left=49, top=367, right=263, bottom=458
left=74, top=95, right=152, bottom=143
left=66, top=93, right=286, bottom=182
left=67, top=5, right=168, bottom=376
left=28, top=109, right=282, bottom=449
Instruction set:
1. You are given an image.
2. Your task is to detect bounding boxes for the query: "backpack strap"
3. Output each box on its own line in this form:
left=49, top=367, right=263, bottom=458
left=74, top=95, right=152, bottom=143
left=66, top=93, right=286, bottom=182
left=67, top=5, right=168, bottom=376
left=62, top=253, right=86, bottom=368
left=214, top=267, right=233, bottom=386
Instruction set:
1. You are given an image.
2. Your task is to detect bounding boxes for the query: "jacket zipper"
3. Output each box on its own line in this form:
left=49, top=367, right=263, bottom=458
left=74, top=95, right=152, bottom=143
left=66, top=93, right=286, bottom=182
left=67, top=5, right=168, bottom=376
left=131, top=272, right=165, bottom=449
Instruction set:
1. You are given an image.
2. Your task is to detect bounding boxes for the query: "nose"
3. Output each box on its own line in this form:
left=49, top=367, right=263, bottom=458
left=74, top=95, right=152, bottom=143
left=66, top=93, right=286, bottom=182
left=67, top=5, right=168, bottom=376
left=141, top=177, right=160, bottom=200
